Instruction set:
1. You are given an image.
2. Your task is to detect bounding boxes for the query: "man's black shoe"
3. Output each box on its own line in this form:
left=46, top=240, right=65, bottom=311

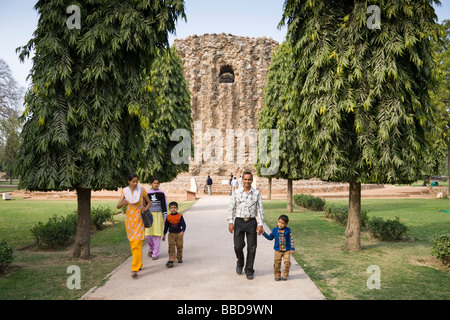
left=236, top=267, right=243, bottom=275
left=246, top=272, right=254, bottom=280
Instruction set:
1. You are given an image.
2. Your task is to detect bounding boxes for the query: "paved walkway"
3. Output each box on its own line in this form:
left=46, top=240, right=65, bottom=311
left=81, top=196, right=325, bottom=300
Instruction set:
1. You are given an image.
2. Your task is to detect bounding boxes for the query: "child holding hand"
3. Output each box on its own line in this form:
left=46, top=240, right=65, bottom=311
left=262, top=215, right=295, bottom=281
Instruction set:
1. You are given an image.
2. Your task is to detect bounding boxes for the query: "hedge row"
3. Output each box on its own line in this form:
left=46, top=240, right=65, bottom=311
left=293, top=194, right=326, bottom=211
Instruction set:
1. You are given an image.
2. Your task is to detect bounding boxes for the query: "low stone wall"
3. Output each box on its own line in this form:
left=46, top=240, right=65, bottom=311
left=10, top=175, right=386, bottom=199
left=157, top=174, right=385, bottom=196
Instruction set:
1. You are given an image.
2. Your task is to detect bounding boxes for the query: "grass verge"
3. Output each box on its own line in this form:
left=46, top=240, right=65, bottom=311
left=262, top=198, right=450, bottom=300
left=0, top=198, right=195, bottom=300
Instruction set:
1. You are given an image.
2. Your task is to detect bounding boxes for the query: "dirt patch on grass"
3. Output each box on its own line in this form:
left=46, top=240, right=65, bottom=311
left=408, top=256, right=450, bottom=272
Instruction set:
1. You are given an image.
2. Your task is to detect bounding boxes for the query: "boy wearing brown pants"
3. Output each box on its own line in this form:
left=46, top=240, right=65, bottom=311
left=262, top=215, right=295, bottom=280
left=162, top=202, right=186, bottom=268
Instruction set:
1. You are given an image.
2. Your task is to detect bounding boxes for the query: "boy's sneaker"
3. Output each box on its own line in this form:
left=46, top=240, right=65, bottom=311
left=166, top=261, right=174, bottom=268
left=281, top=277, right=288, bottom=281
left=178, top=259, right=183, bottom=263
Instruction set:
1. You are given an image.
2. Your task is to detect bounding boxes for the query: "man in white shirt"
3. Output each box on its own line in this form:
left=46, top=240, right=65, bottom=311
left=227, top=172, right=264, bottom=280
left=231, top=177, right=239, bottom=194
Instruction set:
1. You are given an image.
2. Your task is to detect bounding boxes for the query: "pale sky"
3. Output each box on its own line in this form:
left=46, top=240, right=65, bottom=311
left=0, top=0, right=449, bottom=90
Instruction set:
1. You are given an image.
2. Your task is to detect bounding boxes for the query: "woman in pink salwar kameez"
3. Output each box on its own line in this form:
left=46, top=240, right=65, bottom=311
left=144, top=178, right=168, bottom=260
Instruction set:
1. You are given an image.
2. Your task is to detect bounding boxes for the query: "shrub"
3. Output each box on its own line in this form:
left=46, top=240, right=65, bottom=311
left=66, top=211, right=78, bottom=229
left=430, top=231, right=450, bottom=266
left=293, top=194, right=311, bottom=208
left=324, top=204, right=347, bottom=224
left=293, top=194, right=326, bottom=211
left=324, top=204, right=369, bottom=228
left=31, top=214, right=77, bottom=248
left=367, top=216, right=408, bottom=241
left=0, top=240, right=14, bottom=274
left=91, top=205, right=116, bottom=230
left=31, top=206, right=116, bottom=248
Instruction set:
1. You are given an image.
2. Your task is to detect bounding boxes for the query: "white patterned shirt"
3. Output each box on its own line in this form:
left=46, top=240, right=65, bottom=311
left=227, top=187, right=264, bottom=226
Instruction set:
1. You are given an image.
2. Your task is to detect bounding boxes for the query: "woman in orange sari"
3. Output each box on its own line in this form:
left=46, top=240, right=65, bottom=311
left=117, top=173, right=151, bottom=277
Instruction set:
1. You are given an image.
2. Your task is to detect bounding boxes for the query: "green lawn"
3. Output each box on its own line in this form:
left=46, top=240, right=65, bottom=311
left=0, top=183, right=18, bottom=192
left=395, top=180, right=449, bottom=187
left=0, top=180, right=19, bottom=185
left=1, top=197, right=449, bottom=300
left=262, top=198, right=450, bottom=300
left=0, top=198, right=195, bottom=300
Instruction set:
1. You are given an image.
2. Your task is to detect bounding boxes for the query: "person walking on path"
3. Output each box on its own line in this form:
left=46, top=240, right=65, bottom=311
left=229, top=174, right=233, bottom=195
left=231, top=177, right=239, bottom=194
left=206, top=175, right=213, bottom=195
left=117, top=173, right=151, bottom=278
left=145, top=177, right=168, bottom=260
left=227, top=172, right=264, bottom=280
left=82, top=195, right=326, bottom=300
left=262, top=214, right=295, bottom=281
left=163, top=202, right=186, bottom=268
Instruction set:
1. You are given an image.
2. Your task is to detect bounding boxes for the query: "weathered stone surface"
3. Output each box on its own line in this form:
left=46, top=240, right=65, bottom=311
left=174, top=33, right=279, bottom=176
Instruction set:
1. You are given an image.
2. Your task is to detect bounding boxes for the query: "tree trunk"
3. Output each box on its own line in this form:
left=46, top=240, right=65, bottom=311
left=345, top=181, right=361, bottom=251
left=287, top=178, right=293, bottom=212
left=268, top=177, right=272, bottom=200
left=73, top=188, right=91, bottom=259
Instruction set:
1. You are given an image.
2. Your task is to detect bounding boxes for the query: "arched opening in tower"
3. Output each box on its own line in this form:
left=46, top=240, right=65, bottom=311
left=219, top=65, right=235, bottom=83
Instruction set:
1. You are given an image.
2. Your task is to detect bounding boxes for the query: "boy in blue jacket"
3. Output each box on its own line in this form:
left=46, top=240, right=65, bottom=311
left=262, top=215, right=295, bottom=281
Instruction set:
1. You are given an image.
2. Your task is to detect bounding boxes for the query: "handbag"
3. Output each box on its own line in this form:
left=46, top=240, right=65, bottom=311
left=141, top=210, right=153, bottom=228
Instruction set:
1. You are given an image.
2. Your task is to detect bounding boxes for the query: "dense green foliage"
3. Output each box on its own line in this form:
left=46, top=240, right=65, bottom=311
left=429, top=20, right=450, bottom=177
left=257, top=41, right=302, bottom=179
left=431, top=20, right=450, bottom=140
left=293, top=193, right=326, bottom=211
left=0, top=240, right=14, bottom=274
left=30, top=205, right=117, bottom=248
left=367, top=216, right=409, bottom=240
left=138, top=46, right=192, bottom=183
left=0, top=59, right=22, bottom=179
left=14, top=0, right=187, bottom=191
left=31, top=214, right=77, bottom=248
left=278, top=0, right=443, bottom=250
left=280, top=0, right=442, bottom=184
left=431, top=231, right=450, bottom=265
left=90, top=205, right=116, bottom=230
left=324, top=203, right=369, bottom=227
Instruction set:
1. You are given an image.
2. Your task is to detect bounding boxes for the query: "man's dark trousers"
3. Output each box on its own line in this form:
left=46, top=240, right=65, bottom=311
left=234, top=218, right=257, bottom=275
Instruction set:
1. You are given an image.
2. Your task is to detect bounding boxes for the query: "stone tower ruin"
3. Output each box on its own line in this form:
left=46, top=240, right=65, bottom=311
left=173, top=33, right=279, bottom=176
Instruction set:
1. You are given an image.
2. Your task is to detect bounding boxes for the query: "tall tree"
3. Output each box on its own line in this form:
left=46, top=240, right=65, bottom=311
left=0, top=59, right=23, bottom=123
left=281, top=0, right=441, bottom=250
left=430, top=20, right=450, bottom=193
left=137, top=46, right=192, bottom=183
left=1, top=114, right=21, bottom=184
left=14, top=0, right=186, bottom=258
left=257, top=41, right=305, bottom=212
left=0, top=59, right=22, bottom=184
